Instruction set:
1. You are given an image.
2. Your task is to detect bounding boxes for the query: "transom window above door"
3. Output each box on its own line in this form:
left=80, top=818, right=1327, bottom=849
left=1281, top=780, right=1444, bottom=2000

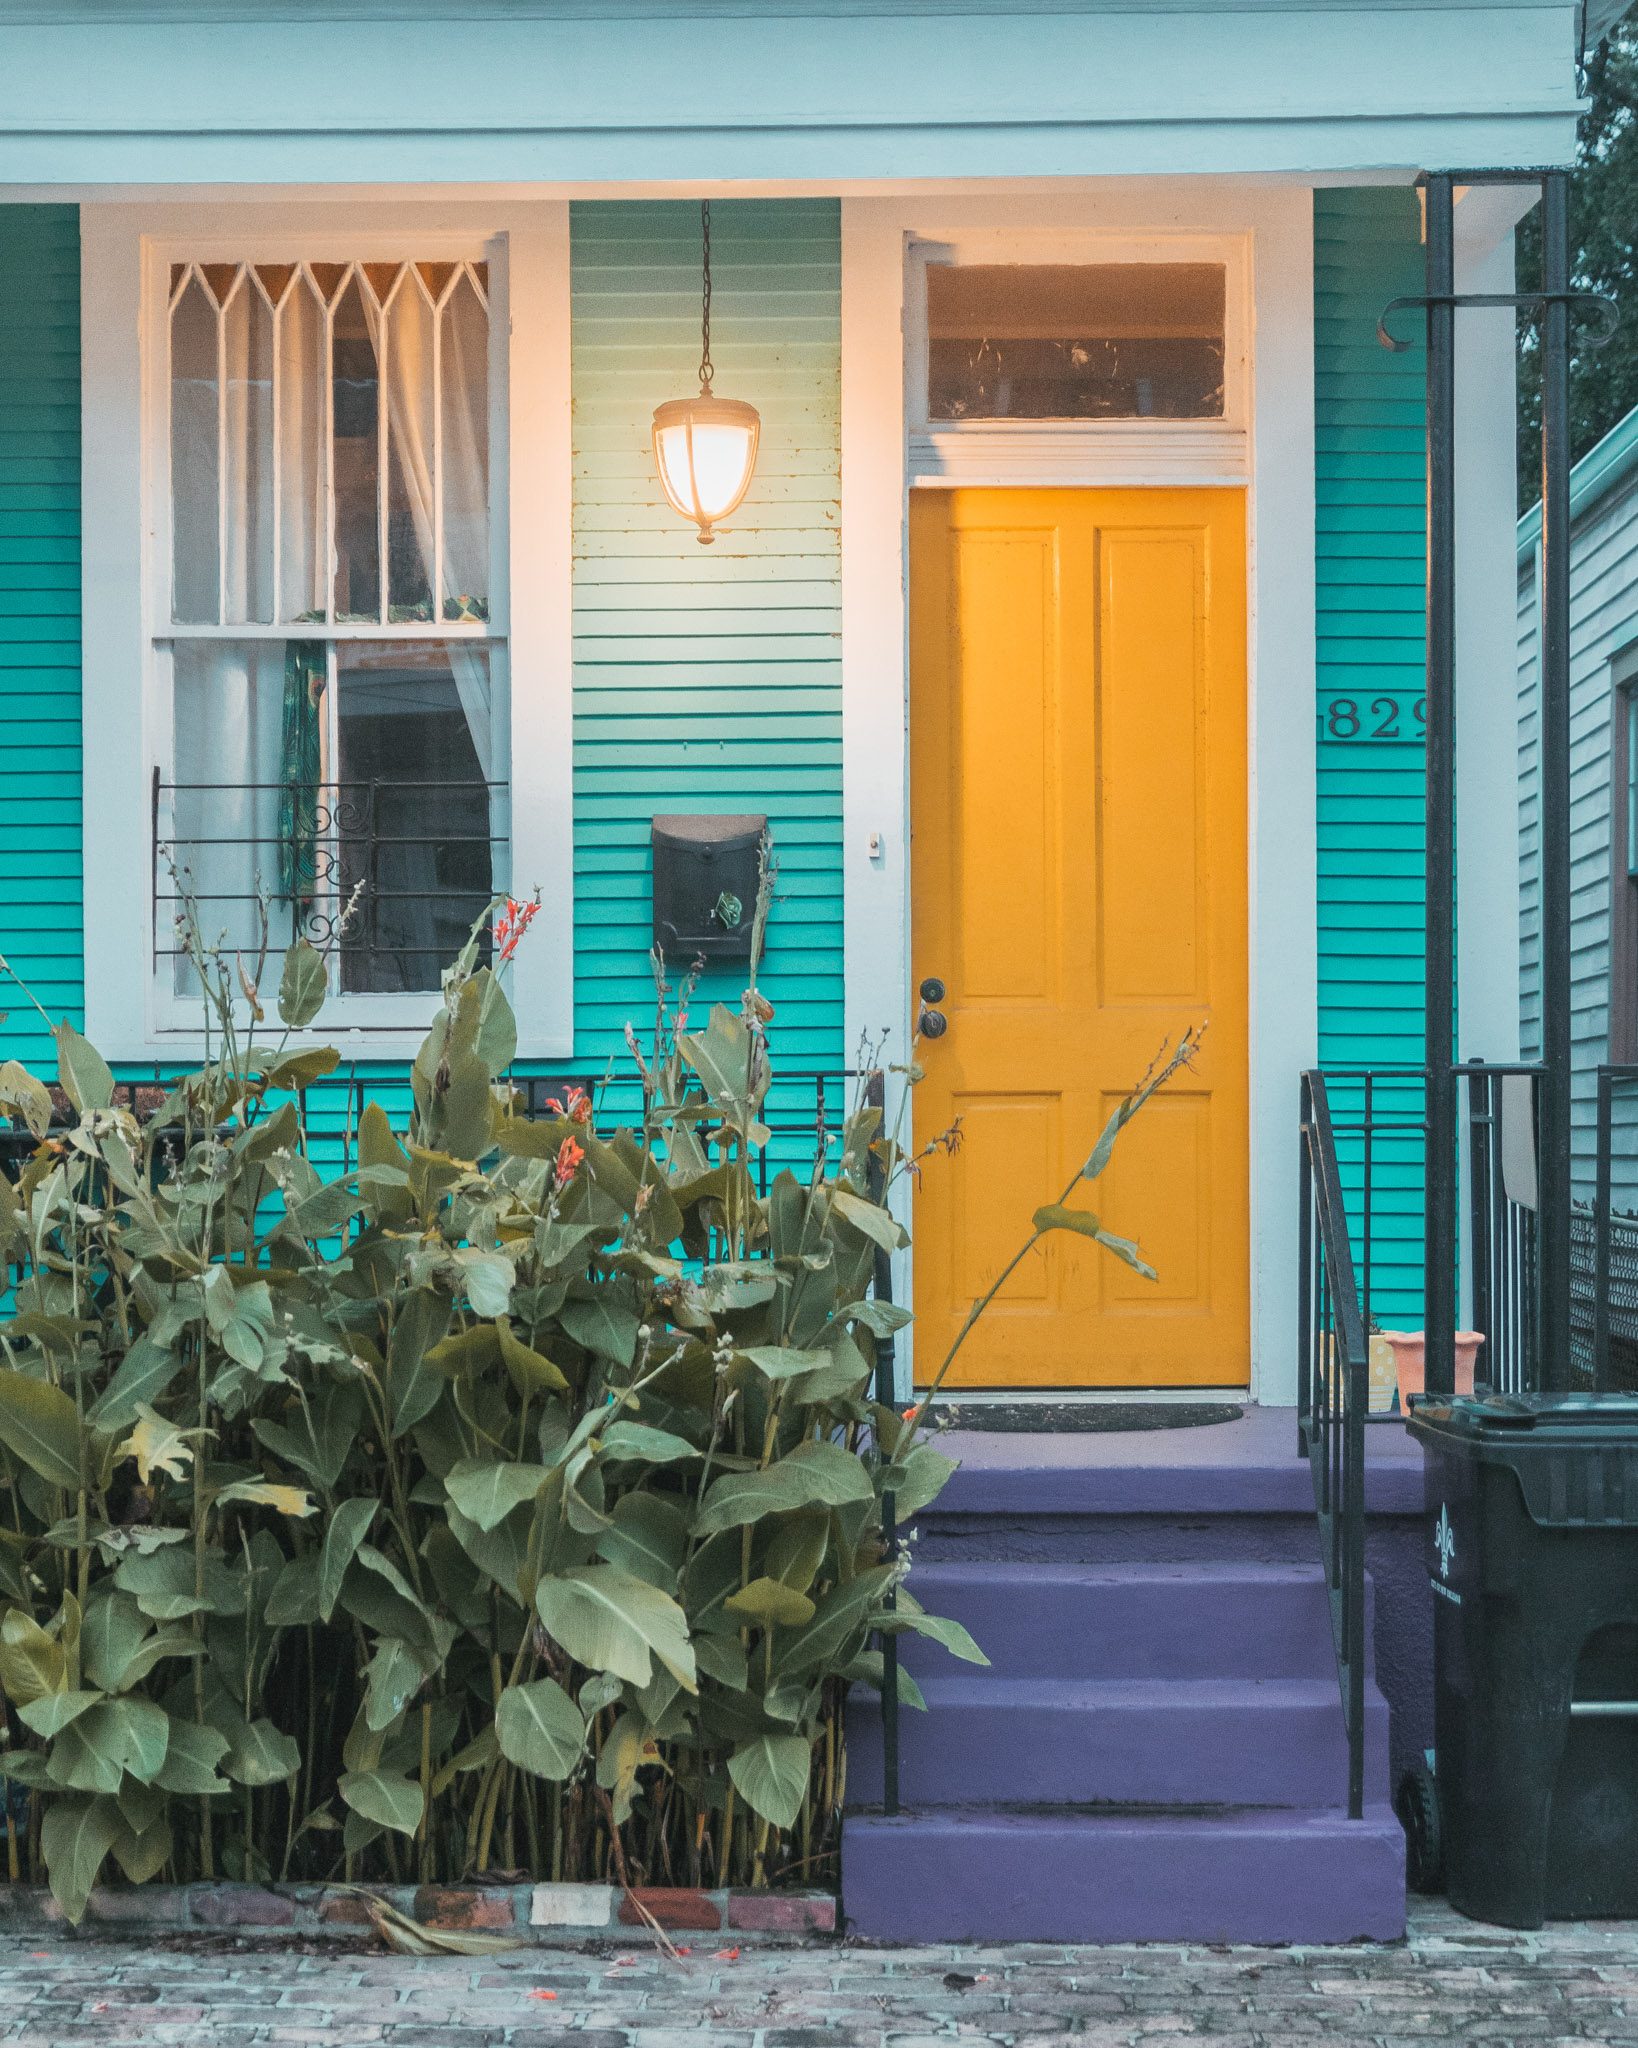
left=925, top=262, right=1226, bottom=422
left=905, top=233, right=1249, bottom=488
left=157, top=252, right=508, bottom=1008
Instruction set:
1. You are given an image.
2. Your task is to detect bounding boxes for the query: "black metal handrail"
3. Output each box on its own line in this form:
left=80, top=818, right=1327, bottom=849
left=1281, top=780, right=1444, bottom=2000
left=1297, top=1070, right=1370, bottom=1821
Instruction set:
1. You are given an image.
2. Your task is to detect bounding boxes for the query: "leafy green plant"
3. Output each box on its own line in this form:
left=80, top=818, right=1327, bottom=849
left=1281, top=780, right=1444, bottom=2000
left=0, top=877, right=985, bottom=1920
left=0, top=871, right=1185, bottom=1923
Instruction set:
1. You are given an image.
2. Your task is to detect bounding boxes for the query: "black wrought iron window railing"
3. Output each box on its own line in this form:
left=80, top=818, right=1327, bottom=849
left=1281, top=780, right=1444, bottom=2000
left=152, top=774, right=507, bottom=997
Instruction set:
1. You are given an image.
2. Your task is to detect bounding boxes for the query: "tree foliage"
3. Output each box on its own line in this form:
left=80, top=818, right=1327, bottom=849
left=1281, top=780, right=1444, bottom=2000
left=1519, top=6, right=1638, bottom=504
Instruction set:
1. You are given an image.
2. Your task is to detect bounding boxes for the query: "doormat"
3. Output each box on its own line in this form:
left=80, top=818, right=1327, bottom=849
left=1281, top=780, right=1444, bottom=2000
left=926, top=1401, right=1245, bottom=1433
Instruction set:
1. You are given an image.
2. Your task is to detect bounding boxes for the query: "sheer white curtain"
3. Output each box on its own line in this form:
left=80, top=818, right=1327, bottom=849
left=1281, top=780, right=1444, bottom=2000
left=364, top=273, right=494, bottom=777
left=171, top=644, right=284, bottom=992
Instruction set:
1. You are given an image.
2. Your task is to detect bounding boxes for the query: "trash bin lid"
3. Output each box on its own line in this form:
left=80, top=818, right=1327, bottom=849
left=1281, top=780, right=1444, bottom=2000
left=1406, top=1392, right=1638, bottom=1526
left=1408, top=1391, right=1638, bottom=1439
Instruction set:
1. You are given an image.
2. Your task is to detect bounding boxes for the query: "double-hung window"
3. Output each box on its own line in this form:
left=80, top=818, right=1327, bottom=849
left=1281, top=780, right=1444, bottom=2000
left=161, top=251, right=505, bottom=1010
left=81, top=206, right=571, bottom=1056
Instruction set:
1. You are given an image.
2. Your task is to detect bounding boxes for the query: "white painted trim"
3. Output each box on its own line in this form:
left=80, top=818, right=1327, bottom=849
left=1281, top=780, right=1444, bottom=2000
left=1454, top=225, right=1524, bottom=1325
left=841, top=181, right=1316, bottom=1400
left=910, top=423, right=1249, bottom=488
left=840, top=202, right=914, bottom=1396
left=0, top=6, right=1580, bottom=184
left=80, top=197, right=574, bottom=1063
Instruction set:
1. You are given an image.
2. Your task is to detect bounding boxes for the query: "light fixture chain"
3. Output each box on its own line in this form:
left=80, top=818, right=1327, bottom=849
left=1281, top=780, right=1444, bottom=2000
left=699, top=198, right=713, bottom=393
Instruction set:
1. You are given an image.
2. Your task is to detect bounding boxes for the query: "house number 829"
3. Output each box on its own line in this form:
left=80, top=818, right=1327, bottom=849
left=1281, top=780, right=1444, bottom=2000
left=1321, top=694, right=1427, bottom=742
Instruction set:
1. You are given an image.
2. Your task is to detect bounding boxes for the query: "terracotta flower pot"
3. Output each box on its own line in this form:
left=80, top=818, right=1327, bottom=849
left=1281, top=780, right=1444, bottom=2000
left=1380, top=1329, right=1485, bottom=1408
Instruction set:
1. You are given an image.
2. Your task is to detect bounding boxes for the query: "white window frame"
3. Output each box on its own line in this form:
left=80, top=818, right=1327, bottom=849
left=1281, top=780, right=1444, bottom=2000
left=905, top=227, right=1251, bottom=488
left=81, top=199, right=573, bottom=1061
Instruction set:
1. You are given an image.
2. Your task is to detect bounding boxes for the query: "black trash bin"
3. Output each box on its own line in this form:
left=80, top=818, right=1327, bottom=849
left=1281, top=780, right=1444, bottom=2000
left=1406, top=1391, right=1638, bottom=1927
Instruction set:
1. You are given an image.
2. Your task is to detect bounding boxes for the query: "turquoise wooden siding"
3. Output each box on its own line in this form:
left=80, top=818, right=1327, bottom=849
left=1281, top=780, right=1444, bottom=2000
left=0, top=205, right=80, bottom=1074
left=1314, top=187, right=1428, bottom=1322
left=569, top=198, right=842, bottom=1103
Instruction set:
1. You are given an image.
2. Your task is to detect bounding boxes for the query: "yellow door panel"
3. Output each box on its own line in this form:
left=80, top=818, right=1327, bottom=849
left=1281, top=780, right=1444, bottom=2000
left=909, top=487, right=1248, bottom=1388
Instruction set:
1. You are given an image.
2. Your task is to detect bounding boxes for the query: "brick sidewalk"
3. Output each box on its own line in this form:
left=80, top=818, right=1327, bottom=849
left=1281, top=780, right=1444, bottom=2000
left=3, top=1901, right=1637, bottom=2044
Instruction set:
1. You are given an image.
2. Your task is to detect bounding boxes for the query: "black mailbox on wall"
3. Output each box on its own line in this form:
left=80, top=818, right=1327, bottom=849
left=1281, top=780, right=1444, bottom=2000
left=651, top=814, right=767, bottom=961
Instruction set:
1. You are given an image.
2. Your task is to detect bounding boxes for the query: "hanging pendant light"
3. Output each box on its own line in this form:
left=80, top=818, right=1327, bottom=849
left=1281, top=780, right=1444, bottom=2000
left=653, top=200, right=761, bottom=545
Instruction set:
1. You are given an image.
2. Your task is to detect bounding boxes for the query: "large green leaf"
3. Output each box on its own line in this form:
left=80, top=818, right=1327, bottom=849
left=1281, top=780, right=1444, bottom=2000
left=338, top=1767, right=424, bottom=1837
left=535, top=1563, right=697, bottom=1692
left=264, top=1552, right=321, bottom=1627
left=773, top=1566, right=894, bottom=1677
left=725, top=1577, right=814, bottom=1627
left=883, top=1607, right=990, bottom=1666
left=40, top=1793, right=122, bottom=1923
left=292, top=1180, right=368, bottom=1242
left=109, top=1811, right=174, bottom=1885
left=445, top=1458, right=550, bottom=1534
left=694, top=1440, right=873, bottom=1535
left=49, top=1695, right=167, bottom=1794
left=446, top=1499, right=536, bottom=1606
left=0, top=1606, right=67, bottom=1704
left=881, top=1443, right=959, bottom=1520
left=0, top=1058, right=51, bottom=1138
left=0, top=1366, right=84, bottom=1490
left=278, top=937, right=327, bottom=1028
left=736, top=1347, right=833, bottom=1382
left=595, top=1490, right=689, bottom=1593
left=320, top=1496, right=378, bottom=1623
left=559, top=1293, right=639, bottom=1365
left=154, top=1717, right=232, bottom=1796
left=86, top=1336, right=183, bottom=1435
left=387, top=1289, right=452, bottom=1438
left=455, top=1250, right=514, bottom=1318
left=363, top=1638, right=424, bottom=1733
left=829, top=1187, right=907, bottom=1253
left=596, top=1420, right=698, bottom=1464
left=727, top=1733, right=812, bottom=1829
left=495, top=1676, right=585, bottom=1780
left=223, top=1716, right=301, bottom=1786
left=1032, top=1203, right=1156, bottom=1281
left=468, top=965, right=518, bottom=1078
left=838, top=1298, right=914, bottom=1338
left=17, top=1689, right=103, bottom=1738
left=54, top=1021, right=115, bottom=1116
left=78, top=1697, right=170, bottom=1784
left=113, top=1543, right=242, bottom=1622
left=496, top=1318, right=569, bottom=1398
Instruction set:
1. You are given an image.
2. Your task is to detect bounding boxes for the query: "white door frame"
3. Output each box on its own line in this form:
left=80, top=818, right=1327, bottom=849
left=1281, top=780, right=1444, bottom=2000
left=840, top=180, right=1318, bottom=1402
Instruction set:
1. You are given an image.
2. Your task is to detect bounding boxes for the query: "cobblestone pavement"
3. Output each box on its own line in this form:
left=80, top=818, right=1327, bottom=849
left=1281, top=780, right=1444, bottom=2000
left=4, top=1901, right=1638, bottom=2044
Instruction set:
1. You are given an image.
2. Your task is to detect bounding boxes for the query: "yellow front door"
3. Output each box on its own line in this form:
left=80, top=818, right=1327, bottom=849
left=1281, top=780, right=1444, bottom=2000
left=909, top=487, right=1248, bottom=1389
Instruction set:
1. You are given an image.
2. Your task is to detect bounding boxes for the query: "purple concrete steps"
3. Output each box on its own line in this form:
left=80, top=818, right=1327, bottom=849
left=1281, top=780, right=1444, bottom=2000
left=841, top=1805, right=1407, bottom=1945
left=841, top=1426, right=1410, bottom=1942
left=846, top=1674, right=1390, bottom=1808
left=896, top=1561, right=1373, bottom=1681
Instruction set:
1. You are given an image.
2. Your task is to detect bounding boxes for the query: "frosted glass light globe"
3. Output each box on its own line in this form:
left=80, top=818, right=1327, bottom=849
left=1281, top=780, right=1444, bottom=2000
left=652, top=394, right=761, bottom=544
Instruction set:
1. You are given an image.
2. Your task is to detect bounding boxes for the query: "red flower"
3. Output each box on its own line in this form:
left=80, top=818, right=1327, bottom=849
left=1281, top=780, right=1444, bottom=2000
left=553, top=1135, right=586, bottom=1189
left=494, top=893, right=541, bottom=963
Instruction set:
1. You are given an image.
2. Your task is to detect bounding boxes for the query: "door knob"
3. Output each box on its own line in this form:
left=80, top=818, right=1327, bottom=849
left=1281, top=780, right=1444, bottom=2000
left=920, top=977, right=946, bottom=1004
left=920, top=1008, right=948, bottom=1039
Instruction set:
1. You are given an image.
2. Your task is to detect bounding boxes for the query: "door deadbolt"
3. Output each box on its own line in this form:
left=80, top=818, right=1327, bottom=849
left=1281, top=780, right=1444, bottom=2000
left=920, top=977, right=946, bottom=1004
